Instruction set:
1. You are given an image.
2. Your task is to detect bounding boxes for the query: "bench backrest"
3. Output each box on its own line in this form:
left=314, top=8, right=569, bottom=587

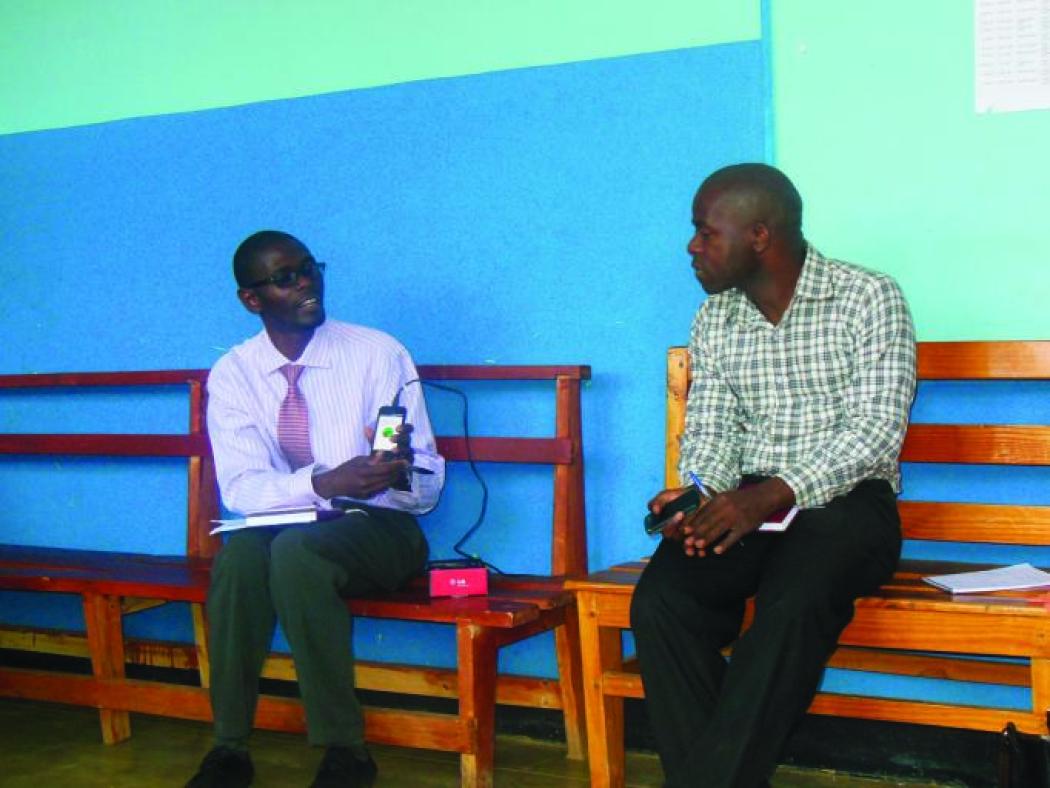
left=0, top=364, right=590, bottom=574
left=0, top=370, right=218, bottom=558
left=665, top=341, right=1050, bottom=546
left=415, top=364, right=590, bottom=576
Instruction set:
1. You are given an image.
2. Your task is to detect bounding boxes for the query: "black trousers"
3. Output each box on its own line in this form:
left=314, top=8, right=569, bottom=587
left=630, top=479, right=901, bottom=788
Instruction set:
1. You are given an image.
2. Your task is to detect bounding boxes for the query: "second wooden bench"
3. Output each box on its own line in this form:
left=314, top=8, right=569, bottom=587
left=568, top=340, right=1050, bottom=787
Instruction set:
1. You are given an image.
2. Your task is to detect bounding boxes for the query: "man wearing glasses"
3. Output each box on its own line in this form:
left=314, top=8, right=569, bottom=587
left=186, top=230, right=444, bottom=788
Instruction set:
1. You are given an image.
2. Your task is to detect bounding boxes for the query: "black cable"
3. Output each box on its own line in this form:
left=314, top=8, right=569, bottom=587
left=395, top=378, right=500, bottom=574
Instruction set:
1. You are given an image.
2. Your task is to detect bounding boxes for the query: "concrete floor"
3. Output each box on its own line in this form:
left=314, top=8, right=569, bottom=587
left=0, top=698, right=962, bottom=787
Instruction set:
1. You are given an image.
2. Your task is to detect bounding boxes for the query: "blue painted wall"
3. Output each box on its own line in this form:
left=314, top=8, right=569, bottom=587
left=9, top=0, right=1045, bottom=730
left=0, top=43, right=768, bottom=675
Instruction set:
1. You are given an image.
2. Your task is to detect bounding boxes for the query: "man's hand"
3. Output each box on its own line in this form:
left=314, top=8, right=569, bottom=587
left=312, top=454, right=408, bottom=500
left=647, top=485, right=709, bottom=542
left=681, top=477, right=795, bottom=557
left=388, top=422, right=415, bottom=465
left=364, top=422, right=415, bottom=463
left=370, top=422, right=414, bottom=490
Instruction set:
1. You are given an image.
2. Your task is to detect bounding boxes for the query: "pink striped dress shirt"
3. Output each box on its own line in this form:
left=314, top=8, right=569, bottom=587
left=206, top=319, right=445, bottom=516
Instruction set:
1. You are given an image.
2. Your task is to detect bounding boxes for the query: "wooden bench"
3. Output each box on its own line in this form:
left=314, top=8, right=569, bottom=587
left=567, top=341, right=1050, bottom=787
left=0, top=363, right=590, bottom=788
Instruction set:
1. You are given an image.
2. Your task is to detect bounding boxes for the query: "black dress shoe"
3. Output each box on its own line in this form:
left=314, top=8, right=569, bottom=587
left=310, top=746, right=378, bottom=788
left=185, top=746, right=254, bottom=788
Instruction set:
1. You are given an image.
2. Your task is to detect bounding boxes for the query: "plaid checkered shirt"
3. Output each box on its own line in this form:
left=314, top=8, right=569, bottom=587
left=679, top=245, right=917, bottom=509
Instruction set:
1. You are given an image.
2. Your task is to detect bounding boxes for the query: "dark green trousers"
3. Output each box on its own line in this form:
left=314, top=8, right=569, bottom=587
left=206, top=506, right=428, bottom=749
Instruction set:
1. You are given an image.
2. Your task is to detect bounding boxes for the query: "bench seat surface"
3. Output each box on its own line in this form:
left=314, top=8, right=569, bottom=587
left=0, top=544, right=210, bottom=600
left=571, top=558, right=1050, bottom=615
left=0, top=544, right=575, bottom=628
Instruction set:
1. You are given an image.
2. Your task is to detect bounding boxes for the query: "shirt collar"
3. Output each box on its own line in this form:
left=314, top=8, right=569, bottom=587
left=793, top=245, right=835, bottom=301
left=256, top=320, right=335, bottom=375
left=727, top=243, right=835, bottom=327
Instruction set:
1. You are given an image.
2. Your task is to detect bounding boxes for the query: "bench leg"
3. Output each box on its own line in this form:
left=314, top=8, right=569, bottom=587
left=577, top=592, right=625, bottom=788
left=457, top=622, right=498, bottom=788
left=82, top=592, right=131, bottom=743
left=190, top=602, right=211, bottom=688
left=555, top=603, right=588, bottom=760
left=1033, top=656, right=1050, bottom=735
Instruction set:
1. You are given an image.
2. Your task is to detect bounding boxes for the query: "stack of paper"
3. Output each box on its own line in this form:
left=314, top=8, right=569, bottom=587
left=210, top=506, right=343, bottom=535
left=922, top=563, right=1050, bottom=594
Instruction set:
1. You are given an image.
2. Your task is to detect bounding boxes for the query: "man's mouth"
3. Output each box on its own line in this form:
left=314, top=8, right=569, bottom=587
left=298, top=296, right=320, bottom=309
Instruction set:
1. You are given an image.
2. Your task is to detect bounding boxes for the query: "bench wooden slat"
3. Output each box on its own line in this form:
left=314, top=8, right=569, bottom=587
left=0, top=370, right=209, bottom=388
left=806, top=694, right=1047, bottom=736
left=839, top=607, right=1050, bottom=656
left=0, top=435, right=572, bottom=469
left=917, top=340, right=1050, bottom=380
left=416, top=364, right=590, bottom=381
left=901, top=424, right=1050, bottom=465
left=347, top=595, right=541, bottom=628
left=435, top=435, right=574, bottom=464
left=0, top=544, right=204, bottom=569
left=575, top=559, right=1050, bottom=620
left=900, top=500, right=1050, bottom=544
left=824, top=646, right=1031, bottom=687
left=0, top=548, right=572, bottom=627
left=0, top=666, right=491, bottom=751
left=0, top=568, right=210, bottom=602
left=592, top=668, right=1041, bottom=735
left=0, top=433, right=210, bottom=457
left=600, top=650, right=1034, bottom=703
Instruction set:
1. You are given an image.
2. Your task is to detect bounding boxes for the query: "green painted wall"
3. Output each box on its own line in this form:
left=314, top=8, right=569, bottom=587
left=0, top=0, right=759, bottom=135
left=771, top=0, right=1050, bottom=340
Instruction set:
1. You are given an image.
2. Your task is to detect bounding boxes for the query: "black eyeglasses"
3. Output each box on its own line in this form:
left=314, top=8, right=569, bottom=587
left=244, top=260, right=327, bottom=290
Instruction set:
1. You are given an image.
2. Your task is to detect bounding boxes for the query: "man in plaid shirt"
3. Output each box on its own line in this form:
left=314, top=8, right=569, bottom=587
left=631, top=164, right=916, bottom=788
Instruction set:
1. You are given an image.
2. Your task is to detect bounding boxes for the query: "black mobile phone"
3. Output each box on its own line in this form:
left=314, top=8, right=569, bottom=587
left=643, top=486, right=701, bottom=535
left=372, top=405, right=407, bottom=454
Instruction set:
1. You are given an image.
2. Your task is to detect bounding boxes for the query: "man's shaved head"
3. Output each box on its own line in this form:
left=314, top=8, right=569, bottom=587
left=698, top=164, right=803, bottom=242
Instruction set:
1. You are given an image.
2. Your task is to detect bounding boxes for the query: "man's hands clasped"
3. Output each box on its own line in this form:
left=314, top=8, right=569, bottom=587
left=647, top=477, right=795, bottom=557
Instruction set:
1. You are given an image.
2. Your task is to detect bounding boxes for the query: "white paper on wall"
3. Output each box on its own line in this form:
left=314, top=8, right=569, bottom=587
left=975, top=0, right=1050, bottom=113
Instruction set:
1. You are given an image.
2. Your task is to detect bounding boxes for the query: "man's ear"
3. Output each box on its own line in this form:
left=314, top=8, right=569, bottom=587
left=237, top=287, right=263, bottom=315
left=750, top=222, right=771, bottom=254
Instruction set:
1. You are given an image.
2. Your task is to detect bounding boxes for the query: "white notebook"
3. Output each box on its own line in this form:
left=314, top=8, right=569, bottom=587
left=210, top=506, right=349, bottom=534
left=922, top=563, right=1050, bottom=594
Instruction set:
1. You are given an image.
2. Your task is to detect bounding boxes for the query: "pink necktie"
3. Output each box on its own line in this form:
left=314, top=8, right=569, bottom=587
left=278, top=364, right=314, bottom=470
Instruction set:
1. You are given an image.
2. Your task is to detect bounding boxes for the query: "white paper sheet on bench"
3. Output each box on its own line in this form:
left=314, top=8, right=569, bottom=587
left=923, top=563, right=1050, bottom=594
